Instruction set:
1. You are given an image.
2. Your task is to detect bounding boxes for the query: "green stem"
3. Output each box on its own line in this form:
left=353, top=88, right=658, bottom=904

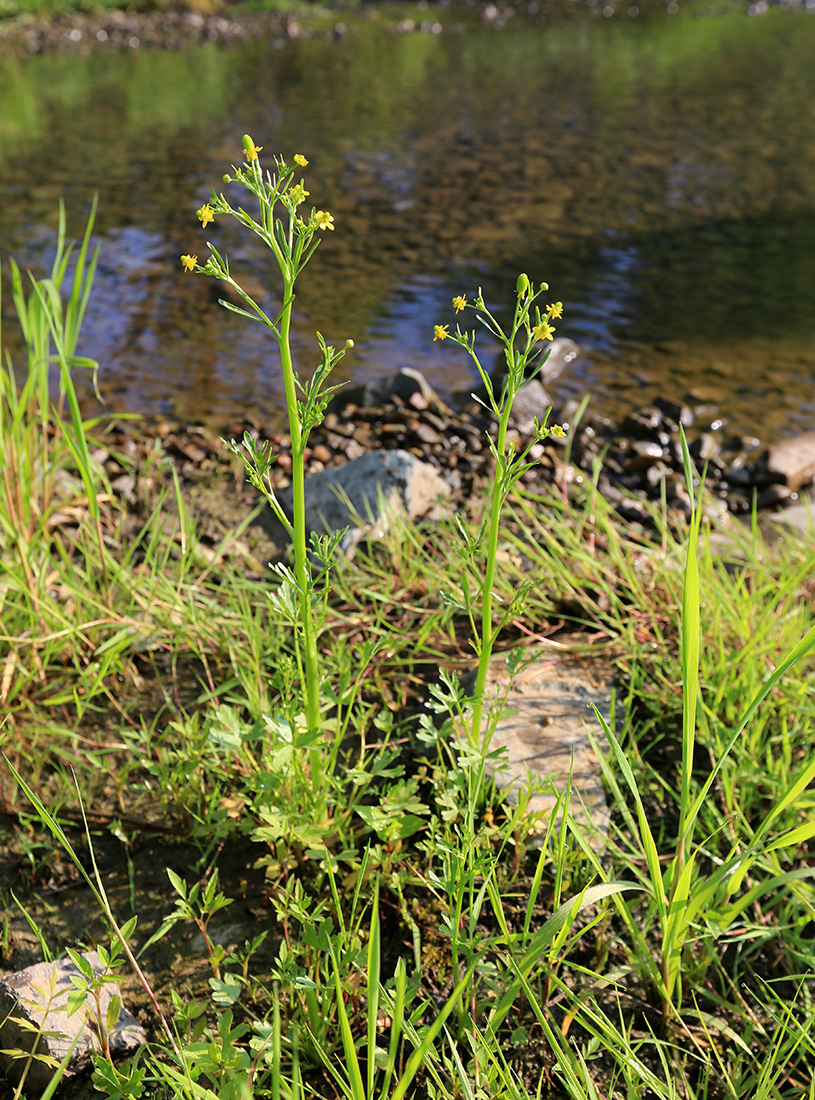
left=278, top=277, right=323, bottom=796
left=470, top=410, right=510, bottom=748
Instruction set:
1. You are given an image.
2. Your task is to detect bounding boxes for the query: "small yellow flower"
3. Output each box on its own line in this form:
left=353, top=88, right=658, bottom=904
left=452, top=295, right=467, bottom=313
left=244, top=141, right=263, bottom=161
left=288, top=184, right=310, bottom=205
left=532, top=320, right=556, bottom=341
left=315, top=210, right=335, bottom=231
left=433, top=324, right=449, bottom=342
left=197, top=204, right=215, bottom=227
left=181, top=254, right=197, bottom=273
left=294, top=154, right=309, bottom=167
left=547, top=302, right=563, bottom=319
left=550, top=424, right=566, bottom=438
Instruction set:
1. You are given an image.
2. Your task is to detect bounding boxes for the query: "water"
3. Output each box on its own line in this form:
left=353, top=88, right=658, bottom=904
left=1, top=4, right=814, bottom=439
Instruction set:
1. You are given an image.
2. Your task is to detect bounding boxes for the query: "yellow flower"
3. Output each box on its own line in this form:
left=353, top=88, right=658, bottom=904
left=547, top=302, right=563, bottom=319
left=433, top=324, right=449, bottom=342
left=532, top=320, right=555, bottom=341
left=288, top=184, right=310, bottom=205
left=550, top=424, right=566, bottom=438
left=315, top=210, right=335, bottom=231
left=244, top=141, right=263, bottom=161
left=197, top=203, right=215, bottom=227
left=452, top=295, right=467, bottom=313
left=181, top=255, right=197, bottom=273
left=294, top=154, right=309, bottom=167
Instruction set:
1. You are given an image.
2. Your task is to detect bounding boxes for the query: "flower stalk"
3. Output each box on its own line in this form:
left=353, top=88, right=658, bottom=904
left=436, top=281, right=565, bottom=748
left=181, top=137, right=351, bottom=804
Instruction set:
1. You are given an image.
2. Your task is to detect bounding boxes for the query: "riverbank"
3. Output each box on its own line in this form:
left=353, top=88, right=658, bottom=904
left=4, top=341, right=815, bottom=1092
left=3, top=79, right=815, bottom=1100
left=0, top=0, right=793, bottom=57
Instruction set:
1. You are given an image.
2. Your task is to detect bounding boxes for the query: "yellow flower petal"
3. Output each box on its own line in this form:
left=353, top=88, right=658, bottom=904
left=294, top=154, right=309, bottom=167
left=197, top=204, right=215, bottom=227
left=288, top=184, right=310, bottom=205
left=532, top=320, right=555, bottom=341
left=433, top=324, right=449, bottom=342
left=181, top=255, right=197, bottom=273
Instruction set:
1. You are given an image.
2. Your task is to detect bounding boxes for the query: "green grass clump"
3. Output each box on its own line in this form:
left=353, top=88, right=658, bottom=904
left=2, top=160, right=815, bottom=1100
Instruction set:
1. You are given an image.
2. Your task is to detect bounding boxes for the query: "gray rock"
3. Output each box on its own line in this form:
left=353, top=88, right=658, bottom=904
left=329, top=368, right=451, bottom=416
left=487, top=337, right=579, bottom=398
left=0, top=950, right=146, bottom=1092
left=690, top=432, right=721, bottom=464
left=759, top=490, right=815, bottom=539
left=756, top=484, right=794, bottom=509
left=653, top=397, right=694, bottom=428
left=288, top=449, right=450, bottom=554
left=508, top=379, right=555, bottom=436
left=465, top=644, right=612, bottom=848
left=621, top=407, right=663, bottom=437
left=533, top=337, right=581, bottom=385
left=626, top=440, right=665, bottom=473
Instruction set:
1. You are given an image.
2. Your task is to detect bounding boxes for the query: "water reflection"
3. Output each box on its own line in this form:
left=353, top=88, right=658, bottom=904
left=1, top=6, right=814, bottom=437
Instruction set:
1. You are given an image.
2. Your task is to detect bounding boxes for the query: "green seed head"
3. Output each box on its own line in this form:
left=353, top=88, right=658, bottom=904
left=516, top=273, right=530, bottom=298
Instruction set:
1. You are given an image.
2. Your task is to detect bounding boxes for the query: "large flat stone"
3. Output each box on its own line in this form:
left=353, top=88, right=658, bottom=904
left=468, top=643, right=612, bottom=847
left=763, top=433, right=815, bottom=491
left=0, top=950, right=146, bottom=1092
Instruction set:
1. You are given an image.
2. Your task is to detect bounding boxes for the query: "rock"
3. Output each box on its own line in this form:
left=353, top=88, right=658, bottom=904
left=761, top=434, right=815, bottom=491
left=620, top=406, right=663, bottom=438
left=653, top=397, right=694, bottom=428
left=756, top=484, right=794, bottom=509
left=329, top=368, right=451, bottom=417
left=311, top=444, right=332, bottom=464
left=0, top=951, right=147, bottom=1092
left=481, top=338, right=580, bottom=414
left=508, top=378, right=555, bottom=435
left=690, top=432, right=721, bottom=464
left=464, top=644, right=612, bottom=848
left=626, top=440, right=664, bottom=473
left=535, top=337, right=581, bottom=385
left=759, top=490, right=815, bottom=538
left=288, top=449, right=451, bottom=554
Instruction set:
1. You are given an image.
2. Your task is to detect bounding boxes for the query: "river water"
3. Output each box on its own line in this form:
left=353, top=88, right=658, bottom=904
left=1, top=3, right=814, bottom=439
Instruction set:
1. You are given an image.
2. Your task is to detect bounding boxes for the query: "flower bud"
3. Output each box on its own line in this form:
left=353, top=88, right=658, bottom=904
left=345, top=339, right=355, bottom=349
left=223, top=174, right=231, bottom=184
left=516, top=273, right=529, bottom=298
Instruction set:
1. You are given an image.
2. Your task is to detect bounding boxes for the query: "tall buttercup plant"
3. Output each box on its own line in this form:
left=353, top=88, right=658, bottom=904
left=181, top=137, right=353, bottom=811
left=433, top=277, right=565, bottom=750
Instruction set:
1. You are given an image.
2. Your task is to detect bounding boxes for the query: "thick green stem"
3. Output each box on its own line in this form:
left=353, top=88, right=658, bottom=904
left=278, top=278, right=323, bottom=796
left=470, top=411, right=510, bottom=748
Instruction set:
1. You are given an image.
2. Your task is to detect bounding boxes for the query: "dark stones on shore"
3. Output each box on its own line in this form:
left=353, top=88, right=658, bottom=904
left=88, top=357, right=815, bottom=558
